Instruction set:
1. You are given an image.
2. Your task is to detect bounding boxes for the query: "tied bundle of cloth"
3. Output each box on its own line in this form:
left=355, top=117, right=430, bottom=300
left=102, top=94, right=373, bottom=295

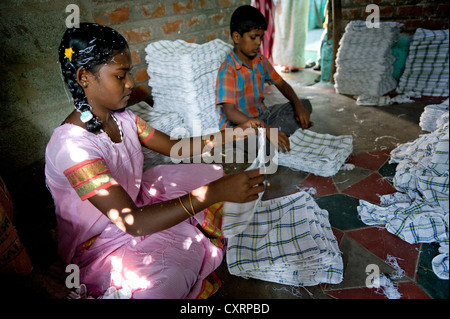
left=397, top=28, right=449, bottom=97
left=419, top=98, right=449, bottom=132
left=145, top=39, right=233, bottom=135
left=223, top=129, right=344, bottom=287
left=357, top=109, right=449, bottom=280
left=334, top=21, right=402, bottom=98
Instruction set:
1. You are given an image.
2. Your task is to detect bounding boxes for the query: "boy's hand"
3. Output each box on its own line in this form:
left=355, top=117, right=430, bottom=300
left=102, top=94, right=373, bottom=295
left=266, top=125, right=290, bottom=153
left=294, top=103, right=313, bottom=130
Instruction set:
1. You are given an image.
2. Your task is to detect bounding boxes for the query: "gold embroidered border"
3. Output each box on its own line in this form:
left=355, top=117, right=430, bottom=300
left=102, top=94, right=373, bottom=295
left=135, top=116, right=155, bottom=144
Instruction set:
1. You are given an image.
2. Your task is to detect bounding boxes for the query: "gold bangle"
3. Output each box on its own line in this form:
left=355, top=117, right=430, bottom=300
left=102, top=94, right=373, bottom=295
left=188, top=192, right=196, bottom=215
left=179, top=196, right=194, bottom=217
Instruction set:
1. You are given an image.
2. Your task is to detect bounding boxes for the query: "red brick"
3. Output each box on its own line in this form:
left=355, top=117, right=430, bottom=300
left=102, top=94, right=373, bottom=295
left=152, top=5, right=166, bottom=18
left=133, top=68, right=149, bottom=82
left=161, top=20, right=183, bottom=34
left=173, top=1, right=194, bottom=14
left=187, top=18, right=201, bottom=27
left=121, top=28, right=152, bottom=43
left=212, top=12, right=226, bottom=25
left=130, top=50, right=141, bottom=65
left=379, top=6, right=395, bottom=18
left=397, top=5, right=423, bottom=18
left=95, top=7, right=130, bottom=25
left=219, top=0, right=233, bottom=8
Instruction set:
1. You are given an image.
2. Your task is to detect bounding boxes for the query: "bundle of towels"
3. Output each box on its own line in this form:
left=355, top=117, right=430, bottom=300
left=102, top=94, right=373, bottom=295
left=397, top=28, right=449, bottom=97
left=145, top=39, right=233, bottom=135
left=334, top=21, right=402, bottom=97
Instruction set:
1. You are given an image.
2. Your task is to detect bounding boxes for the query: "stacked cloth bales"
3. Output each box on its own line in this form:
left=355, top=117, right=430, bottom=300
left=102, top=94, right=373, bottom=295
left=334, top=20, right=402, bottom=98
left=357, top=110, right=449, bottom=280
left=223, top=129, right=343, bottom=286
left=145, top=39, right=233, bottom=135
left=397, top=29, right=449, bottom=97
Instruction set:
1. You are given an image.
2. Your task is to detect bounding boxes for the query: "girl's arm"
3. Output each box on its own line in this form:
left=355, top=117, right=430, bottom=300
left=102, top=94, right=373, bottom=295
left=142, top=117, right=264, bottom=158
left=88, top=168, right=265, bottom=236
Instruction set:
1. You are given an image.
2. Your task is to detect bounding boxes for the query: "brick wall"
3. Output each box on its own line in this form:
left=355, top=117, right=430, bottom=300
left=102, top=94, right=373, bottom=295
left=340, top=0, right=449, bottom=33
left=91, top=0, right=250, bottom=102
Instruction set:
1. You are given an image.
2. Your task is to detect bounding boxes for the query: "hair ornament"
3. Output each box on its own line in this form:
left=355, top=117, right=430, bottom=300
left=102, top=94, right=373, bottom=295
left=80, top=110, right=93, bottom=123
left=65, top=48, right=75, bottom=61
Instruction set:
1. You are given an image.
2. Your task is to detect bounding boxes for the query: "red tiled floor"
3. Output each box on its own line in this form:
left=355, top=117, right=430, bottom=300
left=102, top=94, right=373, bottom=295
left=346, top=149, right=392, bottom=171
left=341, top=172, right=397, bottom=203
left=346, top=227, right=421, bottom=278
left=297, top=174, right=338, bottom=197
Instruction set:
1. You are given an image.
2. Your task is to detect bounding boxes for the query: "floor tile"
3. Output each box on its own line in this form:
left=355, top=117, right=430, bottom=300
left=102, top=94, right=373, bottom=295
left=341, top=172, right=397, bottom=204
left=315, top=194, right=367, bottom=231
left=296, top=174, right=338, bottom=198
left=345, top=227, right=421, bottom=278
left=346, top=149, right=392, bottom=171
left=332, top=166, right=373, bottom=192
left=378, top=161, right=398, bottom=179
left=416, top=243, right=450, bottom=299
left=327, top=282, right=431, bottom=299
left=328, top=235, right=397, bottom=291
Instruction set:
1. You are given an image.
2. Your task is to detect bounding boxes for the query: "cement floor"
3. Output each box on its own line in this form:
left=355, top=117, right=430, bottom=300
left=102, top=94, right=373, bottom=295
left=2, top=68, right=447, bottom=300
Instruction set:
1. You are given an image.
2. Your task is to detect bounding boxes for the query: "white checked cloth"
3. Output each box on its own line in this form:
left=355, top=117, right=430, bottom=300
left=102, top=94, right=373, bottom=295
left=397, top=28, right=449, bottom=97
left=226, top=191, right=343, bottom=286
left=277, top=128, right=353, bottom=177
left=357, top=114, right=449, bottom=280
left=419, top=99, right=449, bottom=132
left=223, top=129, right=343, bottom=286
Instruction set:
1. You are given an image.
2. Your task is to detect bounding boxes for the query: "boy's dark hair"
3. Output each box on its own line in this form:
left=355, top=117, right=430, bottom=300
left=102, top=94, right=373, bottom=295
left=58, top=23, right=128, bottom=132
left=230, top=5, right=267, bottom=36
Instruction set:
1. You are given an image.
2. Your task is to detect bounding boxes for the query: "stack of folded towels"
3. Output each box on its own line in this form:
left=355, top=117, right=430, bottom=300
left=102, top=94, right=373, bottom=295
left=145, top=39, right=233, bottom=135
left=334, top=20, right=402, bottom=97
left=277, top=128, right=353, bottom=177
left=223, top=129, right=344, bottom=286
left=397, top=28, right=449, bottom=97
left=419, top=98, right=449, bottom=132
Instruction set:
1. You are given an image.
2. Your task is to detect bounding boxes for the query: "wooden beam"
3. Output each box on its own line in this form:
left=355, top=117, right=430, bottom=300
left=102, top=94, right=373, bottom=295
left=329, top=0, right=342, bottom=83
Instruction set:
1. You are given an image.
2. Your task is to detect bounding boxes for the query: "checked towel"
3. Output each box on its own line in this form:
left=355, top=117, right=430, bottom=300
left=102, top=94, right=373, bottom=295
left=223, top=129, right=343, bottom=286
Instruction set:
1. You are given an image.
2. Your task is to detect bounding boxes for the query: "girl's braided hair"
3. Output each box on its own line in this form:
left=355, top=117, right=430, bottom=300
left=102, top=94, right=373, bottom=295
left=58, top=23, right=128, bottom=132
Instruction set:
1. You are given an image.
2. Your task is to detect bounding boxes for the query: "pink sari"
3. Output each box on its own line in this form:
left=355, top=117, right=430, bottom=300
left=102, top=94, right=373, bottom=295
left=45, top=109, right=224, bottom=298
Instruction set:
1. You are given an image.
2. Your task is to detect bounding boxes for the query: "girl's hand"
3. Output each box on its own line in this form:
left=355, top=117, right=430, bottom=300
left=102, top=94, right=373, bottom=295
left=208, top=169, right=265, bottom=203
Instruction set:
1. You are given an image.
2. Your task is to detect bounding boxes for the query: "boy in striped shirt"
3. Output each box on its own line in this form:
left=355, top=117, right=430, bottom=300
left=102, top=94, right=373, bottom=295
left=216, top=5, right=313, bottom=153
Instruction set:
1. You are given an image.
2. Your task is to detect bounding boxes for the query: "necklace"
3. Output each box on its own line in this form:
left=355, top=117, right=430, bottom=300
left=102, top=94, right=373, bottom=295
left=100, top=113, right=123, bottom=143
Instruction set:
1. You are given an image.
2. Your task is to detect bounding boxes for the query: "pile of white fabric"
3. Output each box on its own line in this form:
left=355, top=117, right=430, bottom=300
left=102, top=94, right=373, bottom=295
left=357, top=110, right=449, bottom=280
left=397, top=28, right=449, bottom=97
left=223, top=129, right=343, bottom=286
left=145, top=39, right=232, bottom=135
left=419, top=98, right=449, bottom=132
left=277, top=128, right=353, bottom=177
left=334, top=20, right=402, bottom=98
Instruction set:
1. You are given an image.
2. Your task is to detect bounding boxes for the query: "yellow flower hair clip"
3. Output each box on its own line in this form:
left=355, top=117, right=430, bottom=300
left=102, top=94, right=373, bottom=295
left=65, top=48, right=75, bottom=61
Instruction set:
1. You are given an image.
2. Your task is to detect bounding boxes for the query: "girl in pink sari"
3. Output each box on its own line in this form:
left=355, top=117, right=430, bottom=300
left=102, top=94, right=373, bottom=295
left=45, top=23, right=265, bottom=299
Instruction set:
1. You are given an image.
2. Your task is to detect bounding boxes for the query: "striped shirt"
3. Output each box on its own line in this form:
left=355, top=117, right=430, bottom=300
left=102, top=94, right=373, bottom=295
left=216, top=51, right=283, bottom=129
